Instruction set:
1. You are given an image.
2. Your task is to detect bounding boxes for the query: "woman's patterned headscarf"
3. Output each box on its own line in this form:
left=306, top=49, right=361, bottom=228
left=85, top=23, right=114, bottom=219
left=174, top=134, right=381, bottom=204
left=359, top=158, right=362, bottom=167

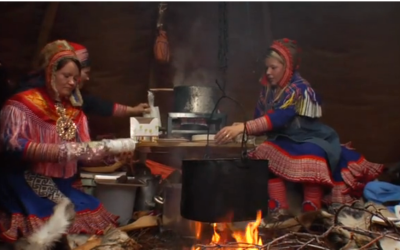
left=68, top=42, right=90, bottom=68
left=261, top=38, right=301, bottom=88
left=38, top=40, right=83, bottom=107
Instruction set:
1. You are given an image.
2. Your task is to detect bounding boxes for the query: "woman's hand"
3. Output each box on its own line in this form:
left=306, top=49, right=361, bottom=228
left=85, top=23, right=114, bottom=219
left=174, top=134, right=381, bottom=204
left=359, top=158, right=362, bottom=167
left=127, top=103, right=151, bottom=115
left=215, top=123, right=245, bottom=144
left=134, top=103, right=151, bottom=114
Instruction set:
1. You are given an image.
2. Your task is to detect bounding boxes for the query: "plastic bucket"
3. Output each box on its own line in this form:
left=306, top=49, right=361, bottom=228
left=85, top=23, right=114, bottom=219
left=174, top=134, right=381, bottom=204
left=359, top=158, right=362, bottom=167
left=95, top=178, right=144, bottom=226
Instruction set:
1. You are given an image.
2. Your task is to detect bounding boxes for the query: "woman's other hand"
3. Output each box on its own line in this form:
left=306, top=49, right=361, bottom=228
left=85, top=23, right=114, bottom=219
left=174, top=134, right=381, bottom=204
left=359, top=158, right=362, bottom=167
left=232, top=122, right=244, bottom=126
left=135, top=103, right=151, bottom=114
left=215, top=123, right=245, bottom=144
left=128, top=103, right=151, bottom=115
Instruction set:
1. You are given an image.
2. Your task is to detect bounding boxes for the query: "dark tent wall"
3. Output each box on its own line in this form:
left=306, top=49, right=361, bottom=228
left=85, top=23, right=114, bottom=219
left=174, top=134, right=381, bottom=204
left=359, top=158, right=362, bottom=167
left=0, top=2, right=399, bottom=163
left=268, top=2, right=400, bottom=162
left=0, top=3, right=47, bottom=77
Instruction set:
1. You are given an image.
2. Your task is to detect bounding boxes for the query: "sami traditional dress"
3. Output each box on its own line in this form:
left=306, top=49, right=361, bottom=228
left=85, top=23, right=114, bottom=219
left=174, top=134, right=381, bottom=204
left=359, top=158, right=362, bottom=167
left=15, top=72, right=128, bottom=118
left=15, top=72, right=177, bottom=180
left=0, top=87, right=118, bottom=242
left=246, top=71, right=383, bottom=205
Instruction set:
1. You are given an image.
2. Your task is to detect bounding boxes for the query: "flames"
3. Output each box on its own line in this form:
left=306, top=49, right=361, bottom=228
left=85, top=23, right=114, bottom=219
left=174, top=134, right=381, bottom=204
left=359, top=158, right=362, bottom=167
left=231, top=211, right=263, bottom=247
left=190, top=221, right=202, bottom=239
left=192, top=211, right=263, bottom=250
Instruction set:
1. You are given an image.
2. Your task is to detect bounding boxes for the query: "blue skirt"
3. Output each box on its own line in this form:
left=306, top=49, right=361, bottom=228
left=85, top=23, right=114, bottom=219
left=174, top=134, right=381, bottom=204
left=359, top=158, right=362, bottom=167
left=0, top=171, right=118, bottom=242
left=250, top=137, right=383, bottom=204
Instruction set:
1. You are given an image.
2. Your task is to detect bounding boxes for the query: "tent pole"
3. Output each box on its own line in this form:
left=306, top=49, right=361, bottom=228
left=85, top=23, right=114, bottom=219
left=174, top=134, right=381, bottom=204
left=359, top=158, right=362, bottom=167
left=31, top=2, right=60, bottom=68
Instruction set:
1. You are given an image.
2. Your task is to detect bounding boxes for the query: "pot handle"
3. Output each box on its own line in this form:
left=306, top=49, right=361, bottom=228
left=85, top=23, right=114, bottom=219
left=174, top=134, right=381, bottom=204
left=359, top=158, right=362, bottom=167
left=236, top=156, right=251, bottom=168
left=154, top=196, right=164, bottom=205
left=138, top=179, right=150, bottom=187
left=204, top=79, right=249, bottom=159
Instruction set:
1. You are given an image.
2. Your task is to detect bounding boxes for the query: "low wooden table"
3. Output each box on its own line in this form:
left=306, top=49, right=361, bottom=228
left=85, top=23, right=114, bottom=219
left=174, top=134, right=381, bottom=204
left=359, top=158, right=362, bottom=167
left=137, top=141, right=255, bottom=148
left=135, top=141, right=256, bottom=169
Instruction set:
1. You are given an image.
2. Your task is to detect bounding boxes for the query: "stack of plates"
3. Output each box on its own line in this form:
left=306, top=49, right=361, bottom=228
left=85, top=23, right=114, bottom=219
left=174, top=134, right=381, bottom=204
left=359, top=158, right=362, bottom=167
left=157, top=138, right=189, bottom=143
left=191, top=134, right=215, bottom=142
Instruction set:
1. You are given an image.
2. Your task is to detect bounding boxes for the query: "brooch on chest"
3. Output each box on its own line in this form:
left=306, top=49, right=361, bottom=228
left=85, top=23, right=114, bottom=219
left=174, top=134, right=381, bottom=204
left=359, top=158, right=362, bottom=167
left=55, top=103, right=77, bottom=141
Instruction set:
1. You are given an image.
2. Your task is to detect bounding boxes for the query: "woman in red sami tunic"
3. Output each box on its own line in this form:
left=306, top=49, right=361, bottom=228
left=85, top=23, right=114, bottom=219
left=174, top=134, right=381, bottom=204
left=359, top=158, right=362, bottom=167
left=15, top=42, right=178, bottom=180
left=0, top=40, right=135, bottom=242
left=215, top=38, right=383, bottom=219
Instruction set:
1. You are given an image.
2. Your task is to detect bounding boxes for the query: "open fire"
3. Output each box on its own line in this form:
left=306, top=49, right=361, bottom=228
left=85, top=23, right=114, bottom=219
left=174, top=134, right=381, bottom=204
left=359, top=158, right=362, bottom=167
left=191, top=211, right=263, bottom=250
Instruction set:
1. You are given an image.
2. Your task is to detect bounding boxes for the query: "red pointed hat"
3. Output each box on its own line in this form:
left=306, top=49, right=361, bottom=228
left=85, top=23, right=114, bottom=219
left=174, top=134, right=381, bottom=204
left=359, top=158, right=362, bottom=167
left=260, top=38, right=301, bottom=87
left=68, top=42, right=90, bottom=68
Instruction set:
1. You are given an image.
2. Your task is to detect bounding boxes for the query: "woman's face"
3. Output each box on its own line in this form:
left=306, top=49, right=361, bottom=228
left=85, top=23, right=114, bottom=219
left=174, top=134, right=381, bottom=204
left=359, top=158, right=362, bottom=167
left=54, top=60, right=80, bottom=98
left=265, top=57, right=285, bottom=86
left=79, top=67, right=91, bottom=89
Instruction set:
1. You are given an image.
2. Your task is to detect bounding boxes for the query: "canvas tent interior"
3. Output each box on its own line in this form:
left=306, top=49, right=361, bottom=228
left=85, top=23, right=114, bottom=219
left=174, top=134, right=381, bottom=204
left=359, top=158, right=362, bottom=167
left=0, top=2, right=399, bottom=164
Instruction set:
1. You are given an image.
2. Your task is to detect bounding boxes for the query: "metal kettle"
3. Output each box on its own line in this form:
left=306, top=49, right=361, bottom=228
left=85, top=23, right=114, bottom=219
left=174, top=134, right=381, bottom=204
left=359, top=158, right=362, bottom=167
left=133, top=165, right=162, bottom=212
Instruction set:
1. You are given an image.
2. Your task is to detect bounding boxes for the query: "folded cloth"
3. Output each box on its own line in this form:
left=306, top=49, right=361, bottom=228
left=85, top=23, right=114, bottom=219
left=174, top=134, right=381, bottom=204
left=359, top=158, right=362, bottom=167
left=364, top=181, right=400, bottom=213
left=145, top=159, right=179, bottom=179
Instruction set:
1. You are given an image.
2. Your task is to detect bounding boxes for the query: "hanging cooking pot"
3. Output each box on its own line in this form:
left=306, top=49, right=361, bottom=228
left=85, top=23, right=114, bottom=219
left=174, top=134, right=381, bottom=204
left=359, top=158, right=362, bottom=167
left=173, top=86, right=221, bottom=113
left=180, top=157, right=270, bottom=223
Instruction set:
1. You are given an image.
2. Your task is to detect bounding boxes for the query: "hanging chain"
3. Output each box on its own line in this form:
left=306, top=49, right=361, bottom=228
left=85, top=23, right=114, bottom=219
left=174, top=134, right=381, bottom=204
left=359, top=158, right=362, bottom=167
left=157, top=3, right=168, bottom=29
left=218, top=2, right=229, bottom=91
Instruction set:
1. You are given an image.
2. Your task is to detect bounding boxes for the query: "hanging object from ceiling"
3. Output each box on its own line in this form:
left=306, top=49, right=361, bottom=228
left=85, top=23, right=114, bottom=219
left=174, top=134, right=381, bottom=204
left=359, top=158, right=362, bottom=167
left=218, top=2, right=229, bottom=91
left=154, top=3, right=170, bottom=64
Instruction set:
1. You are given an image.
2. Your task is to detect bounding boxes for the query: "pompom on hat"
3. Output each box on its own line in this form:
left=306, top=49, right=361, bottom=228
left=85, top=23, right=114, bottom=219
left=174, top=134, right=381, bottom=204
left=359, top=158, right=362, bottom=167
left=68, top=42, right=90, bottom=68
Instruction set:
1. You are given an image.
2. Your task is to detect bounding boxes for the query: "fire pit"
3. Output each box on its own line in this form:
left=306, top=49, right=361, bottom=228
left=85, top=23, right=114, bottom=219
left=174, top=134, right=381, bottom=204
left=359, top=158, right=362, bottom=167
left=190, top=211, right=264, bottom=250
left=158, top=182, right=265, bottom=249
left=179, top=156, right=269, bottom=249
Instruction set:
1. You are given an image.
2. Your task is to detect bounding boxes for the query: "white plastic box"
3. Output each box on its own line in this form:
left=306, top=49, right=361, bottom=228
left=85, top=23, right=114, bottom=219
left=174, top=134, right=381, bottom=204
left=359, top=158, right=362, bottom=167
left=130, top=117, right=160, bottom=142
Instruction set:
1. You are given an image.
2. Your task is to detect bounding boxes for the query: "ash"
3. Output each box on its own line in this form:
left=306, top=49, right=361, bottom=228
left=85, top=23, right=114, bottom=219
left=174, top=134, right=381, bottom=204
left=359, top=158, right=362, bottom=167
left=129, top=228, right=197, bottom=250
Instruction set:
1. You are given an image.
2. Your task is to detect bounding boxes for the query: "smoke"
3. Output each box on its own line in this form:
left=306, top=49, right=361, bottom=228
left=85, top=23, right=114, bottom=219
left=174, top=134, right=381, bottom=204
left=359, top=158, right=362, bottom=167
left=171, top=17, right=217, bottom=87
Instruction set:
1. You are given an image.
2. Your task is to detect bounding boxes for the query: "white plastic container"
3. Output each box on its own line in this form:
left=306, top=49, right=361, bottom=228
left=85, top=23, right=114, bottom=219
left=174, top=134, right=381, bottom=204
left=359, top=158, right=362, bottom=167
left=95, top=177, right=144, bottom=226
